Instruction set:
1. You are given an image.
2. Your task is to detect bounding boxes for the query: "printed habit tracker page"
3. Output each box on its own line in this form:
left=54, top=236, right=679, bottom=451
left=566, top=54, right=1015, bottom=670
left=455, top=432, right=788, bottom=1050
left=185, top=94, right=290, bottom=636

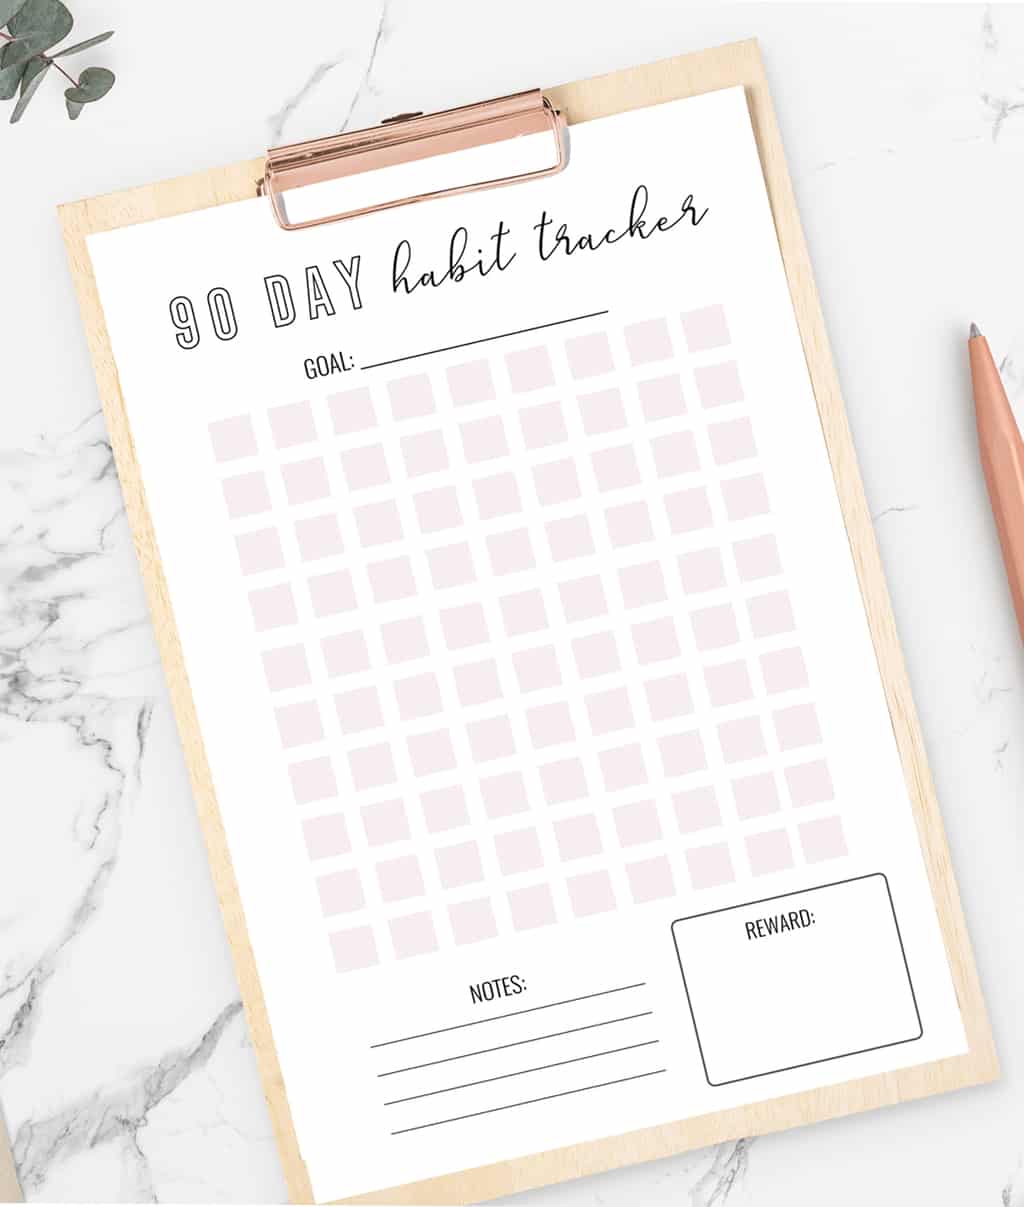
left=88, top=87, right=966, bottom=1200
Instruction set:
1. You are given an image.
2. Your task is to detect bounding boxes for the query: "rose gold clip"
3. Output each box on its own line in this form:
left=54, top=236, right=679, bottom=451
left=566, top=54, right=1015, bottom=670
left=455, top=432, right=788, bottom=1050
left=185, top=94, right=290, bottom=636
left=258, top=89, right=568, bottom=231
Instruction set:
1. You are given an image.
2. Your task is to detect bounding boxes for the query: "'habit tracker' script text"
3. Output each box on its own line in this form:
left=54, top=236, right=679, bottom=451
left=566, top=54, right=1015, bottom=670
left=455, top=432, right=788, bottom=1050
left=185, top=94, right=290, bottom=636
left=165, top=184, right=709, bottom=350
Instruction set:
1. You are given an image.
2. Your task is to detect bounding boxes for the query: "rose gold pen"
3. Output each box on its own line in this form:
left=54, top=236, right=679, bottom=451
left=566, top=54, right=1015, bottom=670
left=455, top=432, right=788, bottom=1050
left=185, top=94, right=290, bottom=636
left=969, top=322, right=1024, bottom=640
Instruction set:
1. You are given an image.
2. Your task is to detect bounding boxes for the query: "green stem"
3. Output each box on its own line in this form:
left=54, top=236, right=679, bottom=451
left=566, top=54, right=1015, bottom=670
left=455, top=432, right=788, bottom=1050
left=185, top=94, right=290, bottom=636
left=0, top=29, right=80, bottom=89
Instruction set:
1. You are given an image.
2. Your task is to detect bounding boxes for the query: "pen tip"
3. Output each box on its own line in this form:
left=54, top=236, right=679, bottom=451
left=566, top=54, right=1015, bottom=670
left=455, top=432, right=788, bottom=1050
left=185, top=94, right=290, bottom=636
left=970, top=322, right=982, bottom=339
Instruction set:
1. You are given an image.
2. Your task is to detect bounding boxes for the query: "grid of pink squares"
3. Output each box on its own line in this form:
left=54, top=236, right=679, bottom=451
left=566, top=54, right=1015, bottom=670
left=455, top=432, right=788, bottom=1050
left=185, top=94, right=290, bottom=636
left=208, top=304, right=847, bottom=974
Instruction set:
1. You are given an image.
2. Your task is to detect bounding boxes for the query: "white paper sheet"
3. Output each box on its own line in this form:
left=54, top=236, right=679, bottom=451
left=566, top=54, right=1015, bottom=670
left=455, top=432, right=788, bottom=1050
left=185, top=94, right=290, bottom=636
left=86, top=87, right=966, bottom=1201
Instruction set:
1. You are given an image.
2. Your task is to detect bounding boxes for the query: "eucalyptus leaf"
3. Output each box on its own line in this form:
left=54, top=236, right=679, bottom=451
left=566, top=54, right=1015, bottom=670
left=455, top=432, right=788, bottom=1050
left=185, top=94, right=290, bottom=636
left=0, top=0, right=28, bottom=25
left=9, top=54, right=47, bottom=120
left=8, top=0, right=73, bottom=53
left=64, top=63, right=112, bottom=104
left=65, top=95, right=81, bottom=118
left=0, top=37, right=34, bottom=68
left=19, top=51, right=45, bottom=89
left=0, top=58, right=25, bottom=99
left=52, top=28, right=111, bottom=57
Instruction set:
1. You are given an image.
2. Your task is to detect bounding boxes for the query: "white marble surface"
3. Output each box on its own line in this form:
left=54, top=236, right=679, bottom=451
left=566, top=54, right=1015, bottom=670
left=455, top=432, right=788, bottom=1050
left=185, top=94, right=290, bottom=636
left=2, top=2, right=1023, bottom=1202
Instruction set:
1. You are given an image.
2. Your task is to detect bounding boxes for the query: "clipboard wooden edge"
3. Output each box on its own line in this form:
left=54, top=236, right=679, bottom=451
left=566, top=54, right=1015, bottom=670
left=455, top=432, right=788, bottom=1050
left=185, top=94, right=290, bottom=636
left=57, top=37, right=997, bottom=1207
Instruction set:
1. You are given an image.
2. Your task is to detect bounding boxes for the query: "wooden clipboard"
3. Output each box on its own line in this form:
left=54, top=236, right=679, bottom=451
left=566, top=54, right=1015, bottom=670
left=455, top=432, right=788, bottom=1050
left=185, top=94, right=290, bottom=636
left=58, top=38, right=997, bottom=1206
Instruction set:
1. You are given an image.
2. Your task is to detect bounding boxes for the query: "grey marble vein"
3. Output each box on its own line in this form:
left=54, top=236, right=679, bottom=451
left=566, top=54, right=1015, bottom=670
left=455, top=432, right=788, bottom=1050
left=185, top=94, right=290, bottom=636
left=267, top=59, right=345, bottom=145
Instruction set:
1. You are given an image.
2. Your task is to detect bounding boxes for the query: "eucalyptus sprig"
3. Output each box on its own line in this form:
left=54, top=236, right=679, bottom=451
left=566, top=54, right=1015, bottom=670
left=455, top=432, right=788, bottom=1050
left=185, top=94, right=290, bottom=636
left=0, top=0, right=114, bottom=124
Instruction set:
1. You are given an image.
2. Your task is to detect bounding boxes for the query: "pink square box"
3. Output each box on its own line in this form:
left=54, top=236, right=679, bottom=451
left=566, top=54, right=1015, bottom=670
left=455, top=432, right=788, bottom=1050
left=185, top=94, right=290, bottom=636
left=317, top=868, right=364, bottom=916
left=377, top=854, right=425, bottom=902
left=355, top=500, right=403, bottom=546
left=748, top=591, right=796, bottom=639
left=436, top=840, right=484, bottom=888
left=302, top=813, right=350, bottom=860
left=269, top=400, right=316, bottom=448
left=691, top=604, right=740, bottom=651
left=222, top=472, right=271, bottom=519
left=508, top=883, right=557, bottom=931
left=565, top=331, right=613, bottom=379
left=236, top=528, right=285, bottom=576
left=281, top=457, right=330, bottom=505
left=467, top=715, right=516, bottom=762
left=455, top=659, right=502, bottom=705
left=414, top=485, right=463, bottom=533
left=624, top=318, right=672, bottom=365
left=599, top=743, right=647, bottom=791
left=288, top=756, right=337, bottom=805
left=362, top=798, right=410, bottom=846
left=785, top=759, right=834, bottom=807
left=559, top=574, right=607, bottom=623
left=441, top=603, right=489, bottom=649
left=695, top=361, right=744, bottom=408
left=709, top=417, right=757, bottom=465
left=592, top=445, right=641, bottom=492
left=722, top=474, right=770, bottom=522
left=644, top=675, right=693, bottom=721
left=447, top=360, right=495, bottom=406
left=619, top=562, right=667, bottom=608
left=295, top=514, right=344, bottom=561
left=585, top=686, right=634, bottom=736
left=606, top=501, right=654, bottom=549
left=651, top=431, right=700, bottom=478
left=449, top=898, right=498, bottom=945
left=614, top=800, right=662, bottom=847
left=330, top=926, right=378, bottom=973
left=427, top=542, right=475, bottom=590
left=572, top=631, right=621, bottom=678
left=704, top=660, right=753, bottom=707
left=686, top=842, right=735, bottom=890
left=513, top=645, right=561, bottom=692
left=546, top=514, right=596, bottom=562
left=321, top=630, right=371, bottom=677
left=746, top=829, right=794, bottom=875
left=422, top=785, right=470, bottom=831
left=762, top=647, right=809, bottom=694
left=659, top=730, right=707, bottom=777
left=495, top=827, right=544, bottom=874
left=328, top=388, right=377, bottom=435
left=627, top=855, right=675, bottom=903
left=474, top=472, right=522, bottom=519
left=631, top=617, right=680, bottom=665
left=275, top=700, right=323, bottom=748
left=506, top=346, right=555, bottom=392
left=381, top=617, right=429, bottom=662
left=539, top=757, right=587, bottom=804
left=348, top=743, right=397, bottom=790
left=488, top=528, right=535, bottom=575
left=367, top=557, right=416, bottom=603
left=262, top=644, right=311, bottom=691
left=390, top=911, right=438, bottom=958
left=673, top=785, right=721, bottom=833
left=480, top=771, right=529, bottom=818
left=526, top=701, right=575, bottom=748
left=308, top=570, right=357, bottom=617
left=734, top=534, right=783, bottom=582
left=731, top=771, right=780, bottom=819
left=340, top=444, right=390, bottom=491
left=401, top=429, right=449, bottom=477
left=408, top=729, right=457, bottom=775
left=394, top=672, right=442, bottom=720
left=521, top=402, right=568, bottom=450
left=637, top=375, right=685, bottom=422
left=665, top=486, right=713, bottom=534
left=678, top=548, right=726, bottom=594
left=209, top=415, right=257, bottom=462
left=500, top=589, right=548, bottom=637
left=555, top=814, right=603, bottom=859
left=461, top=415, right=509, bottom=463
left=717, top=716, right=766, bottom=763
left=774, top=703, right=823, bottom=751
left=388, top=374, right=434, bottom=420
left=681, top=304, right=730, bottom=353
left=533, top=458, right=582, bottom=506
left=567, top=870, right=616, bottom=917
left=799, top=816, right=848, bottom=863
left=578, top=388, right=627, bottom=436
